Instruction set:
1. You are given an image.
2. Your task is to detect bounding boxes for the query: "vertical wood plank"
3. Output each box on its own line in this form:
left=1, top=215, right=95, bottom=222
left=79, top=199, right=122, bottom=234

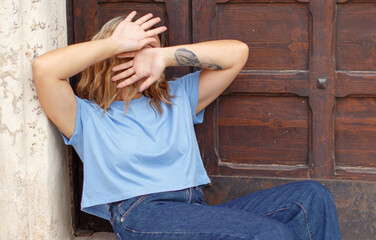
left=66, top=0, right=74, bottom=45
left=73, top=0, right=98, bottom=43
left=192, top=0, right=217, bottom=42
left=70, top=0, right=99, bottom=234
left=164, top=0, right=191, bottom=78
left=164, top=0, right=190, bottom=45
left=308, top=0, right=336, bottom=178
left=192, top=0, right=219, bottom=175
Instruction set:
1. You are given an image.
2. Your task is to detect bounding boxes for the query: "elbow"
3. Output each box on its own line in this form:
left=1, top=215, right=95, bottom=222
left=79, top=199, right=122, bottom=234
left=239, top=41, right=249, bottom=65
left=32, top=57, right=47, bottom=97
left=222, top=40, right=249, bottom=71
left=232, top=41, right=249, bottom=68
left=32, top=57, right=48, bottom=83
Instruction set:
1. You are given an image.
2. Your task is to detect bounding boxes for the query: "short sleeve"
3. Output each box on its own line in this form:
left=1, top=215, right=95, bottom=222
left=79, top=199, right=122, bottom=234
left=61, top=96, right=86, bottom=146
left=173, top=71, right=205, bottom=124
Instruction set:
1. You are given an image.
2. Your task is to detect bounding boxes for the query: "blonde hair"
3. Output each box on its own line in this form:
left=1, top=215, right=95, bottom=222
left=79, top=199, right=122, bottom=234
left=76, top=16, right=173, bottom=115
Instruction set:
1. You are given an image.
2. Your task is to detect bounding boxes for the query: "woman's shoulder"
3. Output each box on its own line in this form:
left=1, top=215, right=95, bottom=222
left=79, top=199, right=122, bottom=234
left=75, top=96, right=97, bottom=107
left=75, top=96, right=104, bottom=116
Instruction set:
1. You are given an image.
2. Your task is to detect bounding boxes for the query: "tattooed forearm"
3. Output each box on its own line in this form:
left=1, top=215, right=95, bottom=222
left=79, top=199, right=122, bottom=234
left=175, top=48, right=222, bottom=70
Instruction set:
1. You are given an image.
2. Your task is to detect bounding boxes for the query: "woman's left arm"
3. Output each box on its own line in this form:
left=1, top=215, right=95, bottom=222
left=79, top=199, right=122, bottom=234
left=168, top=40, right=249, bottom=114
left=113, top=40, right=249, bottom=114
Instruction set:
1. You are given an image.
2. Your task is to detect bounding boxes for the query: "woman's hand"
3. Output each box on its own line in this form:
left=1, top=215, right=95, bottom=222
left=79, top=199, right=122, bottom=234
left=112, top=47, right=166, bottom=91
left=110, top=11, right=167, bottom=53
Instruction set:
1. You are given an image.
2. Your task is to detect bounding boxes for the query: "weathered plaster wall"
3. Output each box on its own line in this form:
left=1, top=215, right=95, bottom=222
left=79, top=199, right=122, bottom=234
left=0, top=0, right=72, bottom=239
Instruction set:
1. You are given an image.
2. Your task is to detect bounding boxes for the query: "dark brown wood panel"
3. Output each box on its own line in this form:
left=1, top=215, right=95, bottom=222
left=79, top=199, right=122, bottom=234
left=223, top=71, right=309, bottom=96
left=335, top=97, right=376, bottom=167
left=217, top=2, right=310, bottom=70
left=218, top=95, right=309, bottom=165
left=338, top=0, right=376, bottom=2
left=336, top=72, right=376, bottom=97
left=98, top=2, right=166, bottom=27
left=73, top=0, right=98, bottom=43
left=334, top=0, right=376, bottom=182
left=216, top=0, right=308, bottom=2
left=335, top=168, right=376, bottom=181
left=193, top=0, right=312, bottom=179
left=336, top=2, right=376, bottom=71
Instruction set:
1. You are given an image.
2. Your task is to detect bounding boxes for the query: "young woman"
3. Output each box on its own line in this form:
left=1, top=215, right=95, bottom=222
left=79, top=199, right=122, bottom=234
left=33, top=11, right=341, bottom=240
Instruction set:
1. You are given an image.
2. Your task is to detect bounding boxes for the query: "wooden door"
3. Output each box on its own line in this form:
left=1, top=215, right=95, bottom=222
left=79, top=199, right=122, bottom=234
left=192, top=0, right=376, bottom=239
left=69, top=0, right=376, bottom=238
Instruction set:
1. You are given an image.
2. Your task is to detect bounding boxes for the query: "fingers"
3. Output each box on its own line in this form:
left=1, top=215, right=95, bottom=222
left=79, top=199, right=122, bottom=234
left=112, top=68, right=135, bottom=82
left=134, top=13, right=153, bottom=25
left=139, top=76, right=155, bottom=92
left=116, top=74, right=143, bottom=89
left=112, top=60, right=133, bottom=72
left=124, top=11, right=137, bottom=22
left=117, top=51, right=137, bottom=58
left=138, top=38, right=157, bottom=49
left=140, top=17, right=161, bottom=30
left=146, top=26, right=167, bottom=37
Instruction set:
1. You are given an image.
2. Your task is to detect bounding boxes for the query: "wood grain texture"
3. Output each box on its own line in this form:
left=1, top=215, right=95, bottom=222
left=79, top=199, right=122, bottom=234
left=217, top=2, right=310, bottom=70
left=193, top=0, right=312, bottom=178
left=218, top=165, right=309, bottom=178
left=217, top=0, right=308, bottom=2
left=218, top=95, right=309, bottom=165
left=164, top=0, right=191, bottom=78
left=307, top=0, right=336, bottom=179
left=73, top=0, right=97, bottom=43
left=97, top=2, right=166, bottom=34
left=192, top=0, right=222, bottom=176
left=334, top=0, right=376, bottom=182
left=335, top=167, right=376, bottom=181
left=336, top=3, right=376, bottom=71
left=223, top=70, right=309, bottom=96
left=336, top=72, right=376, bottom=97
left=335, top=97, right=376, bottom=167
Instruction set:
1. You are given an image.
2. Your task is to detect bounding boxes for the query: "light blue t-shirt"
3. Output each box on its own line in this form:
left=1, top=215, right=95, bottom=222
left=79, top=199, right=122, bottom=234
left=62, top=71, right=211, bottom=220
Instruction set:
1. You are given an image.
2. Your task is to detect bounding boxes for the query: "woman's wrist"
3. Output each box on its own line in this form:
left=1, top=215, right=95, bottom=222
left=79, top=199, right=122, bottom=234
left=105, top=37, right=130, bottom=56
left=162, top=47, right=178, bottom=68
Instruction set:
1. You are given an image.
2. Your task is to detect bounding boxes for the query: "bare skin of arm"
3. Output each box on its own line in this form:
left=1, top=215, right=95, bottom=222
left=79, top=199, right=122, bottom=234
left=32, top=12, right=166, bottom=139
left=112, top=40, right=249, bottom=114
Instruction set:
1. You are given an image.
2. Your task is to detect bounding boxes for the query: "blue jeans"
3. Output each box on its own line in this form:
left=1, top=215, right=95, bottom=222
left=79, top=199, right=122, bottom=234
left=109, top=180, right=341, bottom=240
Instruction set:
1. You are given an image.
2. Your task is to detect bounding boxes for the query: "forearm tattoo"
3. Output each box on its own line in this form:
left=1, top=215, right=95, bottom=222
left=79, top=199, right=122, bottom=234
left=175, top=48, right=223, bottom=70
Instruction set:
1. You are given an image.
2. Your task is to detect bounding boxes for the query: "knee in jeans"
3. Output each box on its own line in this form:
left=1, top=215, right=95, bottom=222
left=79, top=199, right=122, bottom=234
left=300, top=180, right=334, bottom=203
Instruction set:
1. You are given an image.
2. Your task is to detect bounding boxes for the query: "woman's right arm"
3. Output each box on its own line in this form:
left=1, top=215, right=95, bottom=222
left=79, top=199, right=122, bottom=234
left=32, top=11, right=166, bottom=139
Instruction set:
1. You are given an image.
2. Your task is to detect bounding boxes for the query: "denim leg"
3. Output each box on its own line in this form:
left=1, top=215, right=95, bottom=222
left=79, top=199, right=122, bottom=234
left=218, top=180, right=342, bottom=240
left=109, top=188, right=294, bottom=240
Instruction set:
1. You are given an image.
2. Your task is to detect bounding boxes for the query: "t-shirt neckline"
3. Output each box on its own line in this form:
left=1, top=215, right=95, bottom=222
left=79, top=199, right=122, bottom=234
left=111, top=94, right=147, bottom=107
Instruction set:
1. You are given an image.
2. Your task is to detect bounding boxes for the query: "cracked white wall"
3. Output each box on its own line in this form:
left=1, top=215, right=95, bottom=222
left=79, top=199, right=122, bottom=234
left=0, top=0, right=72, bottom=239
